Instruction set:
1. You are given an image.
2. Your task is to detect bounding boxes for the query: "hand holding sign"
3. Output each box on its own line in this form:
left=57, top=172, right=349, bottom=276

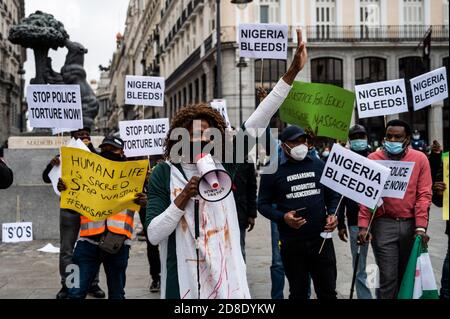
left=282, top=29, right=308, bottom=85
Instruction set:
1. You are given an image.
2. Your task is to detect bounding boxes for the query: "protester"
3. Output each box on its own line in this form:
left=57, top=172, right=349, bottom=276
left=358, top=119, right=432, bottom=299
left=258, top=124, right=340, bottom=299
left=41, top=127, right=105, bottom=299
left=0, top=156, right=13, bottom=189
left=337, top=124, right=372, bottom=299
left=411, top=129, right=428, bottom=154
left=59, top=136, right=147, bottom=299
left=145, top=29, right=307, bottom=299
left=428, top=140, right=448, bottom=300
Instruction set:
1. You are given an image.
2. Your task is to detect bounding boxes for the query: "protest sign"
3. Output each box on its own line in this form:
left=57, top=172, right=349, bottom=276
left=119, top=118, right=169, bottom=157
left=210, top=99, right=231, bottom=128
left=239, top=23, right=288, bottom=60
left=355, top=79, right=408, bottom=119
left=444, top=152, right=449, bottom=221
left=376, top=160, right=415, bottom=199
left=2, top=222, right=33, bottom=243
left=125, top=75, right=165, bottom=107
left=410, top=67, right=448, bottom=111
left=279, top=82, right=355, bottom=140
left=26, top=85, right=83, bottom=129
left=320, top=144, right=390, bottom=209
left=60, top=147, right=148, bottom=221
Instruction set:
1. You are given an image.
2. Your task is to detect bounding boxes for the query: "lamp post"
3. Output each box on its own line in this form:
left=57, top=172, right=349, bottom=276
left=216, top=0, right=222, bottom=98
left=237, top=57, right=247, bottom=124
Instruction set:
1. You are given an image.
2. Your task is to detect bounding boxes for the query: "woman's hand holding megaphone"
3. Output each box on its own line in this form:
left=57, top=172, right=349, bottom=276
left=174, top=176, right=200, bottom=210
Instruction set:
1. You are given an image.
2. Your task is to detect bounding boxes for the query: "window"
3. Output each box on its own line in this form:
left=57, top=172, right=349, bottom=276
left=355, top=57, right=387, bottom=146
left=259, top=0, right=280, bottom=23
left=403, top=0, right=423, bottom=25
left=315, top=0, right=336, bottom=39
left=311, top=57, right=343, bottom=87
left=444, top=0, right=449, bottom=26
left=260, top=5, right=269, bottom=23
left=360, top=0, right=380, bottom=38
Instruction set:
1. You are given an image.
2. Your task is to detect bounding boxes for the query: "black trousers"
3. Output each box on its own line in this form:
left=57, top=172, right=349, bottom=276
left=138, top=209, right=161, bottom=281
left=280, top=236, right=337, bottom=299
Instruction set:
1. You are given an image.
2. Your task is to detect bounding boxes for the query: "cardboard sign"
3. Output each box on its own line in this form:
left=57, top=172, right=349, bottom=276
left=410, top=67, right=448, bottom=111
left=210, top=99, right=231, bottom=128
left=119, top=118, right=169, bottom=157
left=280, top=81, right=355, bottom=140
left=60, top=147, right=148, bottom=221
left=320, top=144, right=390, bottom=210
left=444, top=152, right=449, bottom=221
left=26, top=85, right=83, bottom=129
left=125, top=75, right=165, bottom=107
left=355, top=79, right=408, bottom=119
left=239, top=23, right=288, bottom=60
left=2, top=222, right=33, bottom=243
left=376, top=160, right=415, bottom=199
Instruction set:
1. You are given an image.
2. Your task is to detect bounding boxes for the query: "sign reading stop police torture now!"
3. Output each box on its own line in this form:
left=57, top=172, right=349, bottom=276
left=125, top=75, right=165, bottom=107
left=376, top=160, right=415, bottom=199
left=239, top=23, right=288, bottom=60
left=26, top=85, right=83, bottom=129
left=119, top=118, right=169, bottom=157
left=60, top=147, right=148, bottom=221
left=355, top=79, right=408, bottom=119
left=320, top=144, right=391, bottom=210
left=410, top=67, right=448, bottom=111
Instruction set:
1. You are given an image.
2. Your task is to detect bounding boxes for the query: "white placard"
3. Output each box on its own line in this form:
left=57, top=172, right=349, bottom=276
left=125, top=75, right=165, bottom=107
left=52, top=127, right=72, bottom=135
left=239, top=23, right=288, bottom=60
left=119, top=118, right=169, bottom=157
left=26, top=85, right=83, bottom=129
left=320, top=144, right=391, bottom=210
left=410, top=67, right=448, bottom=111
left=376, top=160, right=415, bottom=199
left=355, top=79, right=408, bottom=119
left=2, top=222, right=33, bottom=243
left=210, top=99, right=231, bottom=128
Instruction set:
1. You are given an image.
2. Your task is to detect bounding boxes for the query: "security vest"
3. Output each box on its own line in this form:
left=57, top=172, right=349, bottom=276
left=80, top=210, right=134, bottom=239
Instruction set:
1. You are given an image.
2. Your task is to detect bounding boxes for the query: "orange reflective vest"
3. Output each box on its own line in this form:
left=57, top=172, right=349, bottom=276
left=79, top=210, right=134, bottom=239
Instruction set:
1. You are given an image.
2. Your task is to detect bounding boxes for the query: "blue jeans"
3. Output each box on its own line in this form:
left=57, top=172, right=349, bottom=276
left=270, top=221, right=285, bottom=299
left=68, top=240, right=130, bottom=299
left=349, top=226, right=372, bottom=299
left=441, top=236, right=449, bottom=300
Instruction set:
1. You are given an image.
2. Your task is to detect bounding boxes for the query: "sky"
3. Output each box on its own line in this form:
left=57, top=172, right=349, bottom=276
left=23, top=0, right=129, bottom=86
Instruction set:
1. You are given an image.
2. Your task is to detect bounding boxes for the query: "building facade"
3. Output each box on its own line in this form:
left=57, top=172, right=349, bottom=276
left=0, top=0, right=26, bottom=145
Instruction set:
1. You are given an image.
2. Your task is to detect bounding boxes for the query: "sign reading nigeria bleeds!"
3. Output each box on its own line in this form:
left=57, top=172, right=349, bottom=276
left=60, top=147, right=148, bottom=221
left=410, top=67, right=448, bottom=111
left=125, top=75, right=165, bottom=107
left=279, top=81, right=355, bottom=140
left=239, top=23, right=288, bottom=60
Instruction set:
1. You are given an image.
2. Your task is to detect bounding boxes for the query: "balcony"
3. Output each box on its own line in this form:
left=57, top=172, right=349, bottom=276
left=305, top=25, right=449, bottom=42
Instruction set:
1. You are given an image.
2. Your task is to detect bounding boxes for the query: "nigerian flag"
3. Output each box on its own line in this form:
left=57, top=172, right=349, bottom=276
left=398, top=235, right=439, bottom=299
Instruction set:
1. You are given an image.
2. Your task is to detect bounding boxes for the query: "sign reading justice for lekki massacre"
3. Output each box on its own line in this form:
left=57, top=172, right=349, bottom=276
left=119, top=118, right=169, bottom=157
left=410, top=67, right=448, bottom=111
left=125, top=75, right=165, bottom=107
left=355, top=79, right=408, bottom=119
left=376, top=160, right=415, bottom=199
left=60, top=147, right=148, bottom=221
left=320, top=144, right=391, bottom=210
left=279, top=81, right=355, bottom=140
left=239, top=23, right=288, bottom=60
left=26, top=85, right=83, bottom=129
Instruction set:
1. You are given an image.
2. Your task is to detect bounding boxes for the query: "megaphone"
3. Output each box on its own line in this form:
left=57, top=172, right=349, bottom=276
left=196, top=153, right=233, bottom=202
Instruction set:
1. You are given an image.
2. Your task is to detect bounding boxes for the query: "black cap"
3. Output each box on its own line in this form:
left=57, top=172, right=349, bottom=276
left=99, top=136, right=124, bottom=149
left=279, top=125, right=307, bottom=142
left=348, top=124, right=367, bottom=137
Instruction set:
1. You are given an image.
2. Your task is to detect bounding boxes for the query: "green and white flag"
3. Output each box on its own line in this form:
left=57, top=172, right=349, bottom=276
left=398, top=236, right=439, bottom=299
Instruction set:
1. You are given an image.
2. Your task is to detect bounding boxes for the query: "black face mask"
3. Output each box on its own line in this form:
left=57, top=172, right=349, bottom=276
left=100, top=150, right=125, bottom=162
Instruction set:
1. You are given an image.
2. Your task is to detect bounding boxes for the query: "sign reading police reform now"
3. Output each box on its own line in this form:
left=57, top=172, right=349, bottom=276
left=239, top=23, right=288, bottom=60
left=125, top=75, right=165, bottom=107
left=320, top=144, right=390, bottom=209
left=355, top=79, right=408, bottom=119
left=119, top=118, right=169, bottom=157
left=26, top=85, right=83, bottom=129
left=410, top=67, right=448, bottom=111
left=376, top=160, right=415, bottom=199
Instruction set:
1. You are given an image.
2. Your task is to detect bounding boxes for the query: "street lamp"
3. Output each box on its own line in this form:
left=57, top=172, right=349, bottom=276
left=237, top=57, right=247, bottom=124
left=231, top=0, right=253, bottom=10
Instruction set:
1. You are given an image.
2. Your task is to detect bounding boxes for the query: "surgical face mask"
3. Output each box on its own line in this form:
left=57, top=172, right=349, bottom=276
left=322, top=151, right=330, bottom=158
left=285, top=143, right=308, bottom=161
left=383, top=140, right=405, bottom=155
left=412, top=134, right=420, bottom=140
left=350, top=139, right=368, bottom=152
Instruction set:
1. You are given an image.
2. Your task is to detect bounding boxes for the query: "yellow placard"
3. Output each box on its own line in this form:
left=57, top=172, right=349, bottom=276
left=60, top=147, right=148, bottom=221
left=443, top=152, right=449, bottom=221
